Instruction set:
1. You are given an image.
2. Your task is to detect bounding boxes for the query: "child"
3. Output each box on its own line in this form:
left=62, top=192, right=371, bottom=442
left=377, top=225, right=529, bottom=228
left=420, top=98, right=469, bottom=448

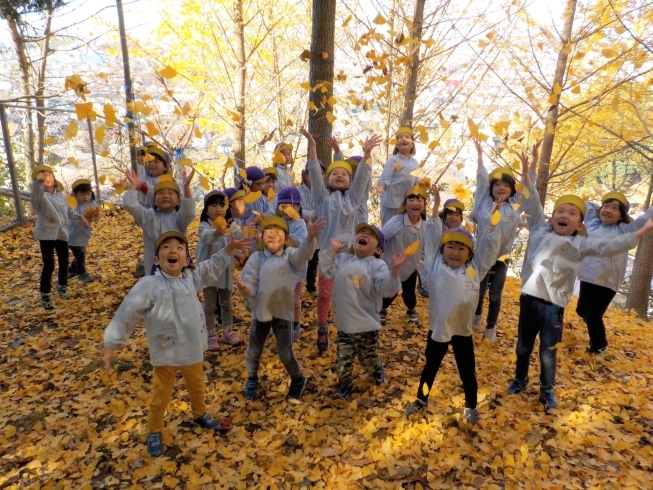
left=299, top=159, right=325, bottom=297
left=239, top=166, right=274, bottom=220
left=469, top=139, right=540, bottom=343
left=380, top=184, right=428, bottom=325
left=508, top=157, right=653, bottom=409
left=576, top=192, right=653, bottom=354
left=196, top=190, right=243, bottom=350
left=68, top=178, right=98, bottom=282
left=276, top=186, right=308, bottom=340
left=272, top=141, right=294, bottom=189
left=31, top=165, right=88, bottom=309
left=262, top=167, right=278, bottom=202
left=406, top=186, right=503, bottom=423
left=138, top=145, right=170, bottom=209
left=103, top=231, right=252, bottom=456
left=123, top=168, right=196, bottom=275
left=233, top=216, right=326, bottom=401
left=302, top=128, right=381, bottom=352
left=320, top=224, right=408, bottom=400
left=328, top=137, right=371, bottom=225
left=376, top=127, right=419, bottom=225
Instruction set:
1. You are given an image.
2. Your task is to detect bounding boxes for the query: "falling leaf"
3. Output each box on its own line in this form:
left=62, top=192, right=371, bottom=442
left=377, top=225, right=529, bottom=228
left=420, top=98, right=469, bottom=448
left=158, top=66, right=178, bottom=79
left=300, top=81, right=312, bottom=91
left=103, top=104, right=118, bottom=127
left=225, top=157, right=235, bottom=168
left=373, top=13, right=387, bottom=25
left=267, top=188, right=276, bottom=203
left=452, top=183, right=471, bottom=200
left=522, top=187, right=531, bottom=199
left=307, top=101, right=318, bottom=112
left=467, top=118, right=481, bottom=138
left=326, top=111, right=336, bottom=123
left=467, top=266, right=476, bottom=279
left=178, top=157, right=193, bottom=167
left=299, top=50, right=312, bottom=61
left=43, top=136, right=54, bottom=144
left=272, top=153, right=285, bottom=164
left=571, top=85, right=581, bottom=94
left=239, top=168, right=247, bottom=179
left=493, top=120, right=510, bottom=135
left=410, top=168, right=421, bottom=177
left=66, top=194, right=78, bottom=208
left=571, top=174, right=580, bottom=185
left=342, top=15, right=352, bottom=27
left=75, top=102, right=95, bottom=120
left=421, top=383, right=429, bottom=397
left=66, top=119, right=78, bottom=140
left=95, top=125, right=105, bottom=144
left=146, top=121, right=159, bottom=138
left=404, top=240, right=420, bottom=255
left=98, top=175, right=107, bottom=184
left=553, top=82, right=562, bottom=95
left=321, top=52, right=328, bottom=59
left=491, top=210, right=501, bottom=226
left=283, top=207, right=301, bottom=221
left=601, top=48, right=615, bottom=58
left=100, top=150, right=109, bottom=157
left=182, top=102, right=191, bottom=115
left=194, top=127, right=202, bottom=138
left=243, top=191, right=262, bottom=204
left=198, top=175, right=210, bottom=191
left=428, top=140, right=440, bottom=150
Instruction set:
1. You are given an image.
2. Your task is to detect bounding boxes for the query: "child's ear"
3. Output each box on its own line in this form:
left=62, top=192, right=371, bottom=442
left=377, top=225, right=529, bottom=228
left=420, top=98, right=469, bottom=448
left=153, top=256, right=160, bottom=266
left=374, top=247, right=383, bottom=257
left=575, top=221, right=584, bottom=231
left=183, top=255, right=191, bottom=267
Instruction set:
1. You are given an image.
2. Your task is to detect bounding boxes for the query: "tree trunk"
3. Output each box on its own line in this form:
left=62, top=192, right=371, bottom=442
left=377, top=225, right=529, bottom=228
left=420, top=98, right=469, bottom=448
left=398, top=0, right=426, bottom=128
left=271, top=14, right=284, bottom=141
left=232, top=0, right=247, bottom=181
left=36, top=8, right=53, bottom=165
left=535, top=0, right=577, bottom=205
left=625, top=172, right=653, bottom=319
left=308, top=0, right=336, bottom=166
left=7, top=17, right=35, bottom=169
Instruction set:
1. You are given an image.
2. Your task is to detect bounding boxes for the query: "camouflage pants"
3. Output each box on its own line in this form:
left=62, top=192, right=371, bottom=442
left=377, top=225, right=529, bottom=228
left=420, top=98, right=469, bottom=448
left=335, top=330, right=383, bottom=389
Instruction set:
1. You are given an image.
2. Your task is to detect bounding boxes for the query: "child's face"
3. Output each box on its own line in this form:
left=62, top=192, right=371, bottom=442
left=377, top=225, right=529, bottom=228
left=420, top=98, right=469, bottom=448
left=146, top=158, right=166, bottom=177
left=444, top=209, right=463, bottom=228
left=550, top=203, right=584, bottom=236
left=75, top=191, right=92, bottom=204
left=262, top=226, right=286, bottom=254
left=492, top=180, right=512, bottom=201
left=281, top=149, right=293, bottom=166
left=327, top=168, right=351, bottom=191
left=207, top=199, right=227, bottom=220
left=442, top=241, right=471, bottom=268
left=263, top=177, right=277, bottom=194
left=353, top=228, right=381, bottom=258
left=137, top=152, right=144, bottom=166
left=154, top=238, right=190, bottom=276
left=230, top=198, right=246, bottom=217
left=599, top=200, right=622, bottom=225
left=38, top=171, right=55, bottom=188
left=406, top=196, right=425, bottom=220
left=154, top=189, right=180, bottom=212
left=396, top=133, right=414, bottom=155
left=250, top=181, right=264, bottom=193
left=302, top=170, right=312, bottom=189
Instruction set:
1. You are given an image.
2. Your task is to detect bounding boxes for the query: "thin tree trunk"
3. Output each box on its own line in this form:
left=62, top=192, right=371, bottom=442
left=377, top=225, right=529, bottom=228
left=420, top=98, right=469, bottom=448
left=383, top=0, right=397, bottom=161
left=36, top=8, right=53, bottom=165
left=232, top=0, right=247, bottom=180
left=308, top=0, right=336, bottom=166
left=399, top=0, right=426, bottom=128
left=625, top=172, right=653, bottom=319
left=535, top=0, right=577, bottom=205
left=271, top=13, right=284, bottom=141
left=7, top=17, right=35, bottom=169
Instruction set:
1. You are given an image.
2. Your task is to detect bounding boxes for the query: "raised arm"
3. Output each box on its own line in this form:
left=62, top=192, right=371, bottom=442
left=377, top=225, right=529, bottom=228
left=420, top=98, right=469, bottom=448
left=624, top=204, right=653, bottom=233
left=582, top=218, right=653, bottom=258
left=289, top=217, right=324, bottom=269
left=318, top=238, right=348, bottom=279
left=373, top=252, right=408, bottom=297
left=423, top=214, right=444, bottom=275
left=30, top=180, right=45, bottom=212
left=376, top=157, right=395, bottom=196
left=302, top=128, right=326, bottom=204
left=351, top=135, right=381, bottom=206
left=472, top=197, right=504, bottom=277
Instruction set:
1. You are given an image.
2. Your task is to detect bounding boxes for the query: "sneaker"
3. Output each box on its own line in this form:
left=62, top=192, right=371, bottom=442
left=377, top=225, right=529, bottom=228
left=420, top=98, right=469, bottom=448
left=193, top=413, right=222, bottom=430
left=317, top=323, right=329, bottom=352
left=406, top=399, right=427, bottom=417
left=379, top=310, right=387, bottom=326
left=222, top=330, right=243, bottom=346
left=472, top=314, right=482, bottom=331
left=587, top=346, right=607, bottom=355
left=78, top=272, right=94, bottom=282
left=372, top=367, right=386, bottom=386
left=244, top=377, right=259, bottom=400
left=292, top=322, right=302, bottom=341
left=335, top=384, right=353, bottom=401
left=287, top=374, right=307, bottom=400
left=417, top=279, right=429, bottom=298
left=55, top=284, right=68, bottom=299
left=307, top=288, right=319, bottom=298
left=539, top=387, right=558, bottom=409
left=464, top=407, right=480, bottom=424
left=507, top=377, right=529, bottom=395
left=484, top=328, right=497, bottom=343
left=40, top=292, right=54, bottom=310
left=207, top=334, right=220, bottom=351
left=68, top=265, right=78, bottom=277
left=146, top=433, right=164, bottom=457
left=406, top=309, right=419, bottom=323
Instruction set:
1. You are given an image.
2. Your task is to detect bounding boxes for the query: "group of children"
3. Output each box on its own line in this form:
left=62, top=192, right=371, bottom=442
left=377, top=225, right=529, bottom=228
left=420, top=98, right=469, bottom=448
left=29, top=129, right=653, bottom=457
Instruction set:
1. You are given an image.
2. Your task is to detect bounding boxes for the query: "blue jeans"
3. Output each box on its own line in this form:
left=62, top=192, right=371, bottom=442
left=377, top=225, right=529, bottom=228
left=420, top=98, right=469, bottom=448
left=246, top=318, right=301, bottom=380
left=514, top=294, right=564, bottom=388
left=475, top=260, right=509, bottom=328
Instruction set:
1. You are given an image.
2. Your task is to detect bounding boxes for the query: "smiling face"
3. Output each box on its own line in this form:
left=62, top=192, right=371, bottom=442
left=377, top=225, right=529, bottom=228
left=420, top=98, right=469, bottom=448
left=281, top=149, right=293, bottom=166
left=442, top=241, right=471, bottom=268
left=599, top=199, right=624, bottom=225
left=262, top=225, right=287, bottom=254
left=146, top=157, right=166, bottom=177
left=444, top=208, right=463, bottom=228
left=353, top=228, right=381, bottom=258
left=154, top=237, right=190, bottom=276
left=396, top=132, right=414, bottom=156
left=154, top=188, right=180, bottom=212
left=327, top=167, right=351, bottom=191
left=207, top=199, right=227, bottom=220
left=75, top=191, right=92, bottom=204
left=230, top=198, right=246, bottom=217
left=550, top=203, right=584, bottom=236
left=491, top=178, right=513, bottom=201
left=405, top=195, right=426, bottom=221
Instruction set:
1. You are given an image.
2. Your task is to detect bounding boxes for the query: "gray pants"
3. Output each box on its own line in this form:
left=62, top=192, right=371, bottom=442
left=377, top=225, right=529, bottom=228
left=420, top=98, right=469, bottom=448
left=381, top=206, right=398, bottom=226
left=246, top=318, right=301, bottom=380
left=203, top=287, right=233, bottom=335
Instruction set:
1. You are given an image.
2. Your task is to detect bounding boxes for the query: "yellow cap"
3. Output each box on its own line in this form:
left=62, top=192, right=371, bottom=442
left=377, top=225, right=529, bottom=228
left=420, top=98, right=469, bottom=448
left=489, top=167, right=516, bottom=181
left=71, top=178, right=91, bottom=190
left=155, top=231, right=188, bottom=253
left=263, top=167, right=278, bottom=177
left=395, top=126, right=414, bottom=138
left=602, top=191, right=629, bottom=211
left=153, top=180, right=181, bottom=195
left=229, top=189, right=247, bottom=202
left=147, top=146, right=168, bottom=164
left=441, top=229, right=474, bottom=250
left=553, top=194, right=586, bottom=216
left=326, top=160, right=352, bottom=177
left=443, top=198, right=465, bottom=212
left=260, top=215, right=288, bottom=234
left=32, top=164, right=54, bottom=179
left=397, top=185, right=429, bottom=214
left=274, top=143, right=293, bottom=153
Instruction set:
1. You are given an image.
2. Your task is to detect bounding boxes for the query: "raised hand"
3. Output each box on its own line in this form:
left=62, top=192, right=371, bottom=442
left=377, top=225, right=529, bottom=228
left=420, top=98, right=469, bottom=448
left=182, top=167, right=196, bottom=198
left=226, top=235, right=253, bottom=256
left=125, top=169, right=141, bottom=190
left=363, top=134, right=382, bottom=154
left=300, top=128, right=316, bottom=146
left=329, top=237, right=348, bottom=254
left=306, top=217, right=326, bottom=241
left=327, top=136, right=341, bottom=153
left=473, top=139, right=484, bottom=167
left=491, top=194, right=507, bottom=214
left=391, top=252, right=410, bottom=271
left=635, top=218, right=653, bottom=239
left=530, top=139, right=542, bottom=171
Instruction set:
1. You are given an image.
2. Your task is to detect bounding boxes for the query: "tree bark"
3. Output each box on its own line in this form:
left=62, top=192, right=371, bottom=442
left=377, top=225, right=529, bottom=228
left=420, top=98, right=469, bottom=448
left=36, top=8, right=53, bottom=165
left=308, top=0, right=336, bottom=167
left=625, top=172, right=653, bottom=319
left=232, top=0, right=247, bottom=181
left=398, top=0, right=426, bottom=128
left=270, top=12, right=284, bottom=141
left=535, top=0, right=577, bottom=205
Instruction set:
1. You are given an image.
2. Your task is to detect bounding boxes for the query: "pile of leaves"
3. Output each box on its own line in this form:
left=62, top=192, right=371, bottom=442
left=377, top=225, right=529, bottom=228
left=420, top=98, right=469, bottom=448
left=1, top=209, right=652, bottom=489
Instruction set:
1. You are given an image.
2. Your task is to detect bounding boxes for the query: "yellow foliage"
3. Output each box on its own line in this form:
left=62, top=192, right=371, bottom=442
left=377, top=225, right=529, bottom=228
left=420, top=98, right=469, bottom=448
left=404, top=240, right=420, bottom=255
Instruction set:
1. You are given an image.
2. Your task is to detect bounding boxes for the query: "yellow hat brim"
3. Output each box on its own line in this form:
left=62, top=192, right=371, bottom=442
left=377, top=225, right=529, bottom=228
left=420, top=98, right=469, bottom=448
left=326, top=161, right=352, bottom=177
left=32, top=164, right=54, bottom=179
left=72, top=178, right=91, bottom=190
left=489, top=167, right=516, bottom=181
left=441, top=230, right=474, bottom=250
left=155, top=231, right=188, bottom=253
left=263, top=167, right=278, bottom=177
left=553, top=194, right=586, bottom=216
left=395, top=126, right=414, bottom=138
left=602, top=191, right=629, bottom=210
left=154, top=181, right=180, bottom=194
left=260, top=215, right=288, bottom=234
left=229, top=190, right=247, bottom=202
left=147, top=146, right=168, bottom=163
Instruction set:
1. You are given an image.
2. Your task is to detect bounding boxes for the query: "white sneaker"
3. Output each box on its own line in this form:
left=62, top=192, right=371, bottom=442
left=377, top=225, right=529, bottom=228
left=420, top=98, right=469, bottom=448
left=484, top=328, right=497, bottom=343
left=472, top=314, right=482, bottom=331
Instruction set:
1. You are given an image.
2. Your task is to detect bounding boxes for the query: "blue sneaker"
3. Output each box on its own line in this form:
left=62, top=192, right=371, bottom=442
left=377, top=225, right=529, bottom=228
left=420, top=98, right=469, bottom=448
left=244, top=378, right=259, bottom=400
left=146, top=432, right=164, bottom=457
left=539, top=387, right=558, bottom=410
left=287, top=374, right=307, bottom=400
left=193, top=413, right=221, bottom=430
left=507, top=377, right=529, bottom=395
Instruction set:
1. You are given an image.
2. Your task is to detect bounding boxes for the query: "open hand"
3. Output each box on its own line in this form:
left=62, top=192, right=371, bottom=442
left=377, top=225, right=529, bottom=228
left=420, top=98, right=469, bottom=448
left=226, top=235, right=253, bottom=256
left=182, top=167, right=196, bottom=188
left=635, top=218, right=653, bottom=239
left=232, top=272, right=249, bottom=295
left=363, top=134, right=382, bottom=154
left=392, top=252, right=410, bottom=270
left=327, top=136, right=341, bottom=153
left=329, top=237, right=348, bottom=254
left=307, top=217, right=326, bottom=241
left=491, top=194, right=507, bottom=214
left=125, top=169, right=141, bottom=190
left=300, top=128, right=316, bottom=146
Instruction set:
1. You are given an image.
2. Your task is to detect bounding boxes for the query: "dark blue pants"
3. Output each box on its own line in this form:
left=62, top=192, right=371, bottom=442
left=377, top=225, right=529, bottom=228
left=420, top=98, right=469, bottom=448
left=515, top=294, right=564, bottom=389
left=576, top=281, right=615, bottom=351
left=475, top=260, right=509, bottom=328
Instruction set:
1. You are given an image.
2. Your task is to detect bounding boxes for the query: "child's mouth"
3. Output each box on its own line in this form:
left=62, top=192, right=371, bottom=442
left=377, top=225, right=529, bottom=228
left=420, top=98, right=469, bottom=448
left=358, top=237, right=368, bottom=245
left=168, top=257, right=178, bottom=264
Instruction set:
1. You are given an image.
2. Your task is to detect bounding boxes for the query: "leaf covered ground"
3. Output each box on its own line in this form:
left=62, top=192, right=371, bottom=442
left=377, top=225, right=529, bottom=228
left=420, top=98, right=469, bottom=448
left=1, top=209, right=653, bottom=489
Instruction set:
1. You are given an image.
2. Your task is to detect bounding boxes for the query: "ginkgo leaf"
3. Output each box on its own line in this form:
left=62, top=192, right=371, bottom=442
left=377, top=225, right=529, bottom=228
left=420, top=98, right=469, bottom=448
left=103, top=104, right=117, bottom=127
left=456, top=162, right=464, bottom=171
left=243, top=191, right=262, bottom=203
left=571, top=174, right=580, bottom=185
left=272, top=153, right=286, bottom=164
left=392, top=163, right=402, bottom=171
left=351, top=276, right=362, bottom=288
left=146, top=121, right=159, bottom=138
left=283, top=207, right=301, bottom=220
left=326, top=111, right=336, bottom=123
left=571, top=85, right=581, bottom=94
left=491, top=209, right=501, bottom=226
left=493, top=120, right=510, bottom=135
left=404, top=240, right=420, bottom=255
left=199, top=175, right=210, bottom=191
left=467, top=118, right=480, bottom=138
left=373, top=13, right=387, bottom=25
left=95, top=125, right=105, bottom=144
left=178, top=157, right=193, bottom=167
left=428, top=140, right=440, bottom=150
left=327, top=96, right=337, bottom=106
left=66, top=194, right=77, bottom=208
left=66, top=119, right=78, bottom=140
left=267, top=188, right=276, bottom=202
left=522, top=187, right=531, bottom=199
left=553, top=82, right=562, bottom=95
left=547, top=93, right=558, bottom=104
left=100, top=150, right=109, bottom=157
left=467, top=266, right=476, bottom=279
left=321, top=52, right=328, bottom=59
left=159, top=174, right=173, bottom=182
left=225, top=157, right=235, bottom=168
left=239, top=168, right=247, bottom=179
left=43, top=136, right=54, bottom=144
left=601, top=48, right=615, bottom=58
left=515, top=182, right=523, bottom=192
left=300, top=81, right=312, bottom=90
left=342, top=15, right=352, bottom=27
left=452, top=183, right=471, bottom=200
left=410, top=168, right=421, bottom=177
left=423, top=39, right=435, bottom=48
left=159, top=66, right=178, bottom=79
left=181, top=102, right=191, bottom=115
left=497, top=253, right=511, bottom=263
left=194, top=127, right=202, bottom=138
left=307, top=101, right=318, bottom=112
left=299, top=49, right=312, bottom=61
left=75, top=102, right=95, bottom=120
left=98, top=175, right=107, bottom=184
left=212, top=216, right=228, bottom=230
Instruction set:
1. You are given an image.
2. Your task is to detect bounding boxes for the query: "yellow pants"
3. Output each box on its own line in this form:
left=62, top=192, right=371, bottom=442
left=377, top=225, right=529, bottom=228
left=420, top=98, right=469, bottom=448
left=148, top=362, right=206, bottom=434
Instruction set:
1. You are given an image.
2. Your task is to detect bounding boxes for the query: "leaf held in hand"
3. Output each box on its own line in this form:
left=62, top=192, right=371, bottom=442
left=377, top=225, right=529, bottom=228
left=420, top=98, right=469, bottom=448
left=212, top=216, right=228, bottom=229
left=467, top=266, right=476, bottom=279
left=491, top=209, right=501, bottom=226
left=283, top=207, right=301, bottom=220
left=404, top=240, right=420, bottom=255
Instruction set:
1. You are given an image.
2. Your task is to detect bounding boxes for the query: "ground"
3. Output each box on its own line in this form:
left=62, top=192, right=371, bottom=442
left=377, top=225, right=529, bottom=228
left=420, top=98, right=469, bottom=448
left=0, top=208, right=652, bottom=489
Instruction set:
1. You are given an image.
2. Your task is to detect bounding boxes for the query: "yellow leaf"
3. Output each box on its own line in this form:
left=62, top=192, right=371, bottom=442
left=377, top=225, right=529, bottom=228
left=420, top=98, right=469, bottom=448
left=182, top=102, right=191, bottom=115
left=326, top=111, right=336, bottom=123
left=601, top=48, right=615, bottom=58
left=467, top=266, right=476, bottom=279
left=342, top=15, right=352, bottom=27
left=283, top=207, right=301, bottom=220
left=100, top=150, right=109, bottom=157
left=392, top=163, right=402, bottom=171
left=75, top=102, right=95, bottom=120
left=225, top=157, right=234, bottom=168
left=493, top=120, right=510, bottom=135
left=571, top=85, right=580, bottom=94
left=178, top=157, right=193, bottom=167
left=285, top=118, right=294, bottom=127
left=95, top=125, right=105, bottom=144
left=300, top=81, right=312, bottom=90
left=194, top=127, right=202, bottom=138
left=510, top=130, right=523, bottom=140
left=327, top=96, right=337, bottom=106
left=299, top=49, right=312, bottom=61
left=67, top=194, right=77, bottom=208
left=66, top=119, right=78, bottom=139
left=351, top=276, right=362, bottom=288
left=478, top=39, right=489, bottom=48
left=307, top=101, right=318, bottom=112
left=199, top=175, right=210, bottom=191
left=563, top=43, right=572, bottom=55
left=321, top=52, right=328, bottom=59
left=146, top=121, right=159, bottom=138
left=4, top=425, right=16, bottom=438
left=410, top=168, right=421, bottom=177
left=98, top=175, right=107, bottom=184
left=158, top=66, right=178, bottom=79
left=103, top=104, right=118, bottom=127
left=423, top=39, right=435, bottom=48
left=571, top=174, right=580, bottom=185
left=491, top=209, right=501, bottom=226
left=467, top=118, right=480, bottom=138
left=67, top=156, right=79, bottom=168
left=428, top=140, right=440, bottom=150
left=373, top=13, right=387, bottom=25
left=546, top=122, right=555, bottom=134
left=547, top=93, right=558, bottom=104
left=522, top=187, right=531, bottom=199
left=211, top=216, right=228, bottom=230
left=515, top=182, right=523, bottom=192
left=421, top=383, right=429, bottom=397
left=456, top=162, right=464, bottom=171
left=497, top=253, right=511, bottom=263
left=272, top=153, right=286, bottom=164
left=267, top=188, right=276, bottom=202
left=553, top=82, right=562, bottom=95
left=615, top=26, right=626, bottom=34
left=243, top=191, right=262, bottom=204
left=404, top=240, right=420, bottom=255
left=239, top=168, right=247, bottom=179
left=43, top=136, right=54, bottom=144
left=452, top=183, right=471, bottom=200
